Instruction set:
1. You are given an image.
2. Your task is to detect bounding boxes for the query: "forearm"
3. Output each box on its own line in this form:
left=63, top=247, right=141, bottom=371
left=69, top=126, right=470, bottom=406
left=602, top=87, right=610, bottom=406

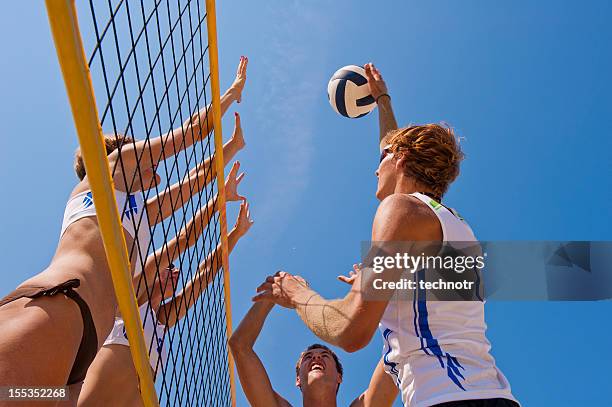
left=229, top=304, right=286, bottom=407
left=230, top=302, right=274, bottom=350
left=139, top=194, right=217, bottom=305
left=351, top=358, right=398, bottom=407
left=178, top=225, right=243, bottom=310
left=179, top=194, right=217, bottom=249
left=189, top=134, right=242, bottom=188
left=152, top=132, right=238, bottom=224
left=182, top=87, right=237, bottom=141
left=161, top=223, right=244, bottom=326
left=293, top=289, right=356, bottom=349
left=377, top=96, right=398, bottom=149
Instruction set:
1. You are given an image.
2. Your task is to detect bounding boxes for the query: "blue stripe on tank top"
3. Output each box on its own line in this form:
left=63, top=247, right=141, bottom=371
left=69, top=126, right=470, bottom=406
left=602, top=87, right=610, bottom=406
left=415, top=269, right=467, bottom=391
left=382, top=328, right=401, bottom=386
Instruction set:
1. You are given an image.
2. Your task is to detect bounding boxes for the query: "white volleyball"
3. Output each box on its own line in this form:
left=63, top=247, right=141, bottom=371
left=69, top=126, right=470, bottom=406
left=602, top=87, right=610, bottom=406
left=327, top=65, right=376, bottom=118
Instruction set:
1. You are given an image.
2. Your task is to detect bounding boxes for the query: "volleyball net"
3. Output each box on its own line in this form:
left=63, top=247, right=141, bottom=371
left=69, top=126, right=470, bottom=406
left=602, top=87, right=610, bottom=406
left=45, top=0, right=234, bottom=405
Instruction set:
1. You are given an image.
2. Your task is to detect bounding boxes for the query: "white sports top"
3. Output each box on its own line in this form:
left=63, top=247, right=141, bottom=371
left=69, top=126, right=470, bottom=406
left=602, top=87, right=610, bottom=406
left=379, top=193, right=518, bottom=407
left=103, top=303, right=167, bottom=371
left=60, top=189, right=152, bottom=275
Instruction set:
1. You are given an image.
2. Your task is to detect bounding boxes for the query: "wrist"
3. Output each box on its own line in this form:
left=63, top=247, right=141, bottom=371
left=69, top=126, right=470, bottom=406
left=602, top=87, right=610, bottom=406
left=258, top=301, right=275, bottom=312
left=229, top=134, right=245, bottom=151
left=224, top=87, right=237, bottom=101
left=376, top=93, right=391, bottom=104
left=227, top=85, right=242, bottom=101
left=231, top=225, right=246, bottom=239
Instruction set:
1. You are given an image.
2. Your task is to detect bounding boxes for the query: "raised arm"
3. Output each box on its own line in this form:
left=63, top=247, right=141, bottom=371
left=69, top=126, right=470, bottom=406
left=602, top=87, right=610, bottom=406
left=350, top=358, right=398, bottom=407
left=253, top=195, right=440, bottom=352
left=110, top=56, right=248, bottom=174
left=228, top=303, right=292, bottom=407
left=134, top=161, right=245, bottom=306
left=146, top=113, right=245, bottom=225
left=364, top=63, right=398, bottom=150
left=157, top=200, right=253, bottom=327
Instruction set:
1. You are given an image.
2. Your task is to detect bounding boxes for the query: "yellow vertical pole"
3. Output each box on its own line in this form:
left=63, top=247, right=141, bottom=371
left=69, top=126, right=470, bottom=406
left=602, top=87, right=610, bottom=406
left=44, top=1, right=158, bottom=406
left=204, top=1, right=236, bottom=405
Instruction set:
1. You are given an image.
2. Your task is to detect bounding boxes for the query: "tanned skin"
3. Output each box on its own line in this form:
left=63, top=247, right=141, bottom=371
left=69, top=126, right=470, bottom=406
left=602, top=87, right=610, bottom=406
left=229, top=302, right=342, bottom=407
left=253, top=64, right=441, bottom=407
left=0, top=56, right=247, bottom=405
left=79, top=201, right=253, bottom=407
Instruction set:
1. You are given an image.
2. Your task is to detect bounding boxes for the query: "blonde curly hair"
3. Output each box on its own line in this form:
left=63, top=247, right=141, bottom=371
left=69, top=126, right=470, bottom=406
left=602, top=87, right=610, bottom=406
left=384, top=124, right=464, bottom=200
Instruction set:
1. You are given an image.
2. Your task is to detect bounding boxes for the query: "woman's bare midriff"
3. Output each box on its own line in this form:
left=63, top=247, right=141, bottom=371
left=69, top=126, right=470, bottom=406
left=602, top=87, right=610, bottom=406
left=19, top=216, right=138, bottom=348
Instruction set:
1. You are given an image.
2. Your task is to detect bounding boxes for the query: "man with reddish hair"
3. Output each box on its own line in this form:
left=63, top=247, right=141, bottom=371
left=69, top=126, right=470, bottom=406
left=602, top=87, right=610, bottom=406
left=253, top=64, right=519, bottom=407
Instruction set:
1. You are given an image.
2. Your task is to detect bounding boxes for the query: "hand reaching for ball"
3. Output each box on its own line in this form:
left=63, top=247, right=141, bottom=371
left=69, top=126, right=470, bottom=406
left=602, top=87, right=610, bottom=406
left=364, top=62, right=389, bottom=101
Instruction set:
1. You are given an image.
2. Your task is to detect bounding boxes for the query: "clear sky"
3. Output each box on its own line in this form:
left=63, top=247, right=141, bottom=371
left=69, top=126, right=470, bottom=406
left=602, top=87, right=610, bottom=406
left=1, top=1, right=611, bottom=406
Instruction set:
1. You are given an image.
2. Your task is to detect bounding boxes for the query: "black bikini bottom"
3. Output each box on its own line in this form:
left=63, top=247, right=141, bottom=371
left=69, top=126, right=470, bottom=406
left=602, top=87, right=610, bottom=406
left=0, top=279, right=98, bottom=385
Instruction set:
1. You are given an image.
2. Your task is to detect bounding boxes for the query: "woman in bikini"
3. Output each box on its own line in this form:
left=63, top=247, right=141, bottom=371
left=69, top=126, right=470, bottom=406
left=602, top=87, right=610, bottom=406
left=0, top=56, right=248, bottom=400
left=77, top=200, right=253, bottom=406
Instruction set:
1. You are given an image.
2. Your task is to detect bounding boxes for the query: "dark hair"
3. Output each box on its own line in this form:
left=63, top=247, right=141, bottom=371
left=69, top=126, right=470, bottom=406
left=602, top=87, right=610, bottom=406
left=74, top=133, right=134, bottom=180
left=295, top=343, right=343, bottom=392
left=385, top=124, right=464, bottom=200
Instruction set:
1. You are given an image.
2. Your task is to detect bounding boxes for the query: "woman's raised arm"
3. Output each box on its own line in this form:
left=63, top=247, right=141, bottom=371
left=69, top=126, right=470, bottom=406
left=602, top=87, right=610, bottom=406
left=111, top=56, right=248, bottom=174
left=133, top=161, right=246, bottom=306
left=158, top=200, right=253, bottom=327
left=146, top=113, right=245, bottom=225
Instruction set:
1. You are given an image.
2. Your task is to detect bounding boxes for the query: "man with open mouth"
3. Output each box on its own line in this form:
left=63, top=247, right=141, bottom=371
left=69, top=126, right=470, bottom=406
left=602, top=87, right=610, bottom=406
left=229, top=302, right=343, bottom=406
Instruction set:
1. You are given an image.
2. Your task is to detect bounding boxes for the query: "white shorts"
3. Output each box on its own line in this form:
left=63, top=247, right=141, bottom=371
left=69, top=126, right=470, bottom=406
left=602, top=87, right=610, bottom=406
left=102, top=306, right=166, bottom=371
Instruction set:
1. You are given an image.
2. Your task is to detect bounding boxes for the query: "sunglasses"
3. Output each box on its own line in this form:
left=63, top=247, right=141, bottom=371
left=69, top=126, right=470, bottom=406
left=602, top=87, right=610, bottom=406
left=379, top=145, right=393, bottom=163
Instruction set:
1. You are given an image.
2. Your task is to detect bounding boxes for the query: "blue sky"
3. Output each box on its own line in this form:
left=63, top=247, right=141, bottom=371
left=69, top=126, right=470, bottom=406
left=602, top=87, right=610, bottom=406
left=1, top=1, right=611, bottom=406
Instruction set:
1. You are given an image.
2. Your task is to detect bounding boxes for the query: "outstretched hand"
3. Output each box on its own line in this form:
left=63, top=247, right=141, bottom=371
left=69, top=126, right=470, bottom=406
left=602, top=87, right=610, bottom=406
left=225, top=161, right=246, bottom=202
left=231, top=112, right=245, bottom=150
left=230, top=56, right=248, bottom=103
left=234, top=200, right=254, bottom=236
left=252, top=271, right=310, bottom=309
left=364, top=62, right=389, bottom=101
left=337, top=263, right=361, bottom=286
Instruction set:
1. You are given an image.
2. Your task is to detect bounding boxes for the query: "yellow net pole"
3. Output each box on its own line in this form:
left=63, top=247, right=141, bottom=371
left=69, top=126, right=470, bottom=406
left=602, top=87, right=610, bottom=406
left=204, top=1, right=236, bottom=405
left=44, top=1, right=158, bottom=406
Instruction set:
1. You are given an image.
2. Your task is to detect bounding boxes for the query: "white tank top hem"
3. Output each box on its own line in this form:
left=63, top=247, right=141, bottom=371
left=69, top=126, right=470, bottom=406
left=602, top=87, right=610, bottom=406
left=379, top=192, right=519, bottom=407
left=103, top=304, right=167, bottom=371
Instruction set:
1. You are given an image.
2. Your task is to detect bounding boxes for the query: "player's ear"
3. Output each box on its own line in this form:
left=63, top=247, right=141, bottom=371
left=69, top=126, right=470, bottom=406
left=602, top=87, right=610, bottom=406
left=295, top=376, right=301, bottom=388
left=395, top=155, right=408, bottom=171
left=338, top=374, right=343, bottom=385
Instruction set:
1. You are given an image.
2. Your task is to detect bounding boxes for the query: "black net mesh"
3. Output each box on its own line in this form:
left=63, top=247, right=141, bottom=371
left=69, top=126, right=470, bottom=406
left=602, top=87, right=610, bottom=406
left=77, top=0, right=231, bottom=405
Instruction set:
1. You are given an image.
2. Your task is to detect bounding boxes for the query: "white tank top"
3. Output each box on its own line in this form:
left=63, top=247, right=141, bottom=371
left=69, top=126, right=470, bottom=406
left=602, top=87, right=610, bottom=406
left=60, top=189, right=152, bottom=275
left=379, top=193, right=519, bottom=407
left=103, top=303, right=167, bottom=371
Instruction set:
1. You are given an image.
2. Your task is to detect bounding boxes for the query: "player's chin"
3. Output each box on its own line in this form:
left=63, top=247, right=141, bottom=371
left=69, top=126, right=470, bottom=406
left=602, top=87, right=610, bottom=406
left=375, top=184, right=387, bottom=201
